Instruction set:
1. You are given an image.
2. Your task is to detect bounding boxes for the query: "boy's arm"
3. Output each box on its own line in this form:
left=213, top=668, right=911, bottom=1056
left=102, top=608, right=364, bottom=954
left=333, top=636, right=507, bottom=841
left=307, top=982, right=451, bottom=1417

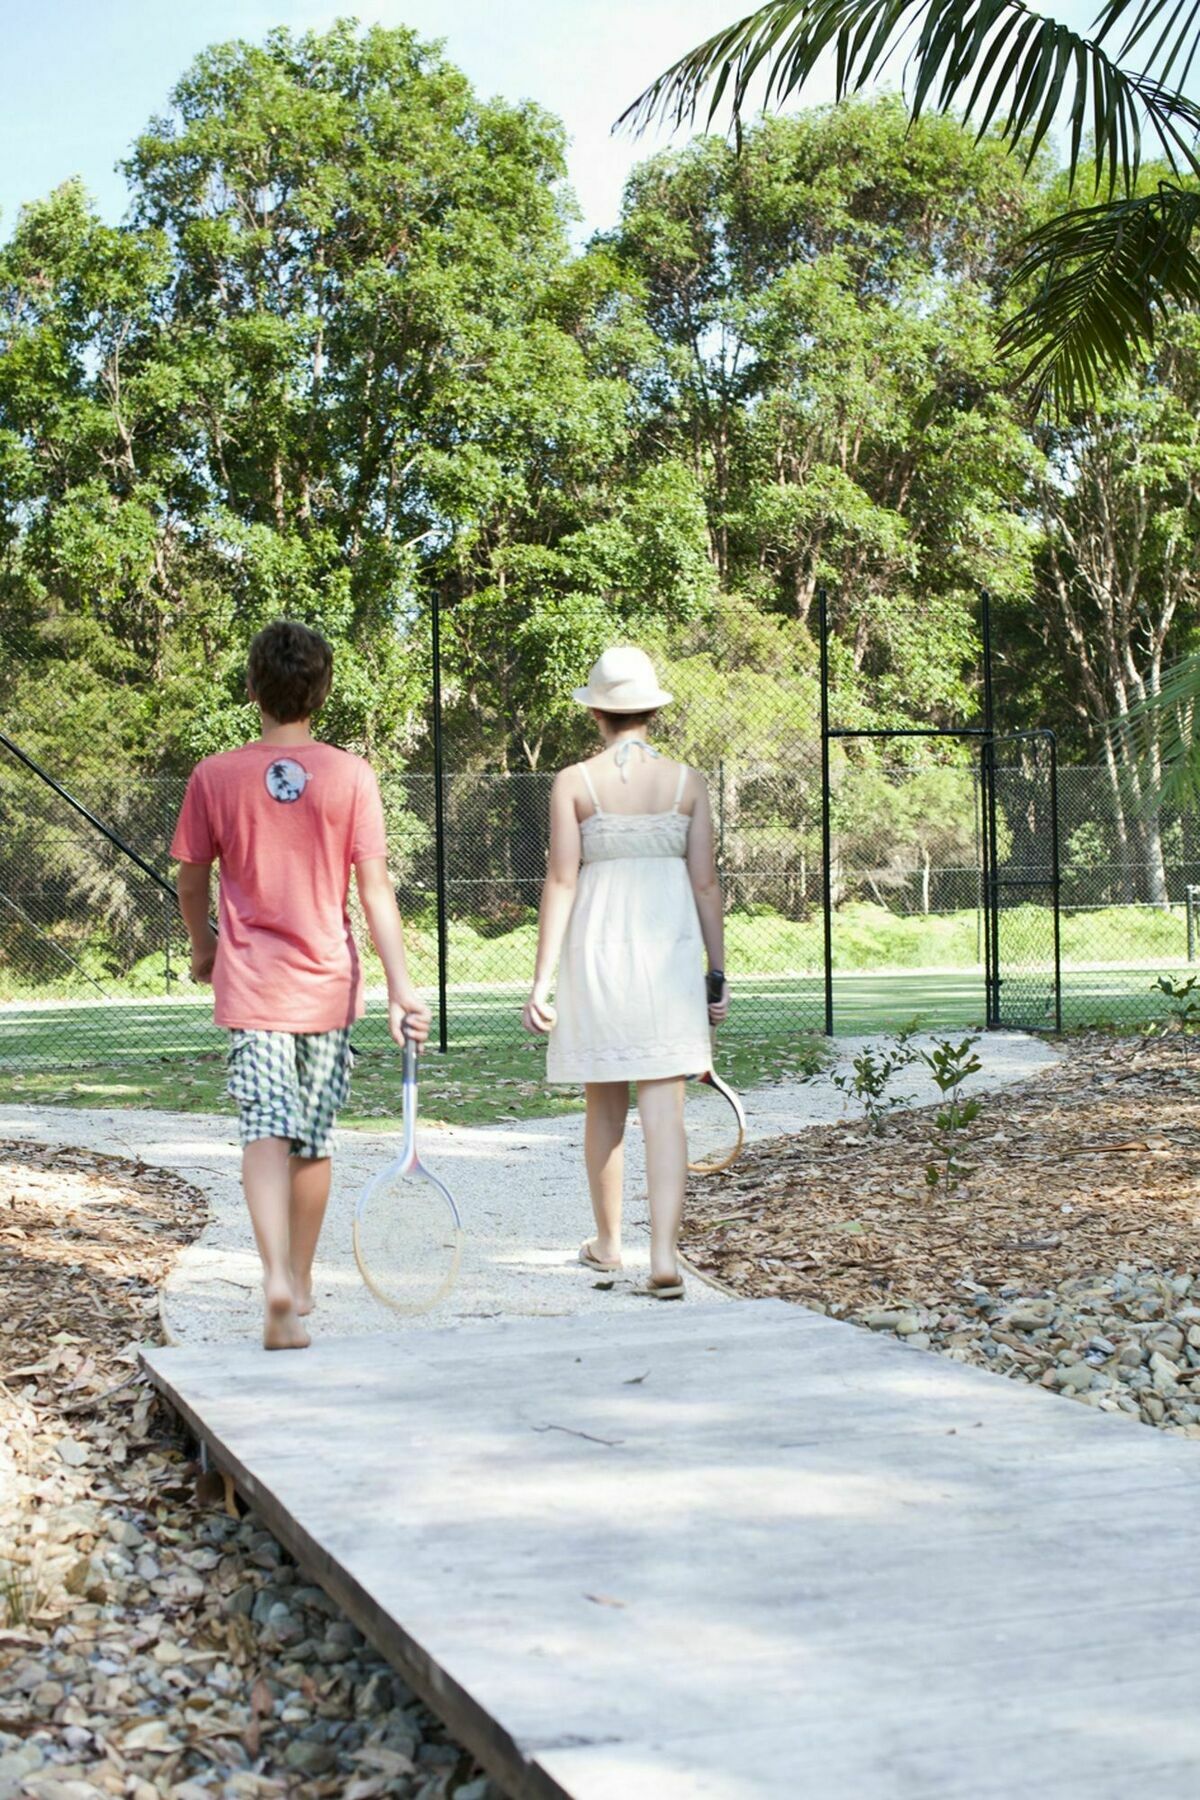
left=355, top=857, right=432, bottom=1047
left=177, top=862, right=218, bottom=984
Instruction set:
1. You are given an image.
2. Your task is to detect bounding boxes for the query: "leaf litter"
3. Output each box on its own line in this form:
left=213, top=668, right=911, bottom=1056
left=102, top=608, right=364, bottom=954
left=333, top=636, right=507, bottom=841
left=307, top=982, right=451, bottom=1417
left=681, top=1032, right=1200, bottom=1435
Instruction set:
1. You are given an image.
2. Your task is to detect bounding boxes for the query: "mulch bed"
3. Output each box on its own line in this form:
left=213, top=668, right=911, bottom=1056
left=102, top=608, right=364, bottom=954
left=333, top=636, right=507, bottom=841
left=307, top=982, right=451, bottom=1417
left=682, top=1032, right=1200, bottom=1434
left=0, top=1141, right=494, bottom=1800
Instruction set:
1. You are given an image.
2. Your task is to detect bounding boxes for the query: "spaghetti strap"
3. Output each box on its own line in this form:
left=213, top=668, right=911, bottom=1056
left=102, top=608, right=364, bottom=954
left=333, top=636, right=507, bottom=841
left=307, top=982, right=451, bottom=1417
left=672, top=763, right=689, bottom=812
left=579, top=764, right=602, bottom=816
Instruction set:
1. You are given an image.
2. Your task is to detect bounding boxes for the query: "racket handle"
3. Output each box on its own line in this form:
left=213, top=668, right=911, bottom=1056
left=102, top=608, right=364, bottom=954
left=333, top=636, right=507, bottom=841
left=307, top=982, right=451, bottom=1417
left=402, top=1033, right=418, bottom=1083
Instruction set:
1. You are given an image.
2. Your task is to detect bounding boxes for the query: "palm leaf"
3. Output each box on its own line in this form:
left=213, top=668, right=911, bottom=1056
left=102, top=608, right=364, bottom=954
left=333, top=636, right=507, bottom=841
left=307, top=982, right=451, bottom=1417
left=1116, top=650, right=1200, bottom=813
left=1093, top=0, right=1200, bottom=91
left=998, top=184, right=1200, bottom=408
left=618, top=0, right=1200, bottom=198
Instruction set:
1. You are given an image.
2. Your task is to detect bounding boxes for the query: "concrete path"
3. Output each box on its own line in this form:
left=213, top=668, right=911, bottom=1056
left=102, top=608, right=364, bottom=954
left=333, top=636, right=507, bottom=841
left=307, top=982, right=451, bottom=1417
left=0, top=1031, right=1055, bottom=1344
left=142, top=1300, right=1200, bottom=1799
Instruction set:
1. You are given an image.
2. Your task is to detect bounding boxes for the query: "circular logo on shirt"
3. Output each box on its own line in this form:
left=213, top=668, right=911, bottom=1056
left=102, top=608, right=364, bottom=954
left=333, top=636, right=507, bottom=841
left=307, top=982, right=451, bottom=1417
left=265, top=758, right=310, bottom=804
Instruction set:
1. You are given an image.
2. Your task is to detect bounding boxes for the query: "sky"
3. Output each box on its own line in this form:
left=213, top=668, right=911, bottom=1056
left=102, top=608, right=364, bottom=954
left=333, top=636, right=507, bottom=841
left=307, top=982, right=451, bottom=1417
left=0, top=0, right=1105, bottom=247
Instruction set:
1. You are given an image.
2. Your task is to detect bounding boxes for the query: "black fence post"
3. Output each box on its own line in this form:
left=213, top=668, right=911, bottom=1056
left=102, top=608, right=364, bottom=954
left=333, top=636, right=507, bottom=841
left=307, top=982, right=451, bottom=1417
left=979, top=588, right=997, bottom=1026
left=982, top=734, right=999, bottom=1026
left=1048, top=730, right=1063, bottom=1033
left=818, top=587, right=834, bottom=1037
left=431, top=593, right=449, bottom=1054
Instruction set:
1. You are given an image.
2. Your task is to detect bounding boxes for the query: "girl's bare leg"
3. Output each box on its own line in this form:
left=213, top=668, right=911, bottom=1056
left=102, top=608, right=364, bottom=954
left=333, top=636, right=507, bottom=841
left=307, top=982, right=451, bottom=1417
left=289, top=1154, right=331, bottom=1314
left=637, top=1077, right=687, bottom=1285
left=242, top=1138, right=310, bottom=1350
left=583, top=1080, right=630, bottom=1264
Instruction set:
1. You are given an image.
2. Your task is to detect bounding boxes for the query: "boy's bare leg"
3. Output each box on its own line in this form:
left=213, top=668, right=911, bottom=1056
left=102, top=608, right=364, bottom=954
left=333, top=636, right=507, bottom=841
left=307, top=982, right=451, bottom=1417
left=288, top=1154, right=331, bottom=1314
left=583, top=1081, right=629, bottom=1265
left=637, top=1077, right=686, bottom=1286
left=243, top=1138, right=310, bottom=1350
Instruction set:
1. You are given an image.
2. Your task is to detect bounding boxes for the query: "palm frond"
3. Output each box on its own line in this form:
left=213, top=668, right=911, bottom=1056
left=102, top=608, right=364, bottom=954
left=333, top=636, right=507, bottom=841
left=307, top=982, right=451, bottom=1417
left=998, top=183, right=1200, bottom=408
left=1093, top=0, right=1200, bottom=95
left=1116, top=651, right=1200, bottom=813
left=618, top=0, right=1200, bottom=198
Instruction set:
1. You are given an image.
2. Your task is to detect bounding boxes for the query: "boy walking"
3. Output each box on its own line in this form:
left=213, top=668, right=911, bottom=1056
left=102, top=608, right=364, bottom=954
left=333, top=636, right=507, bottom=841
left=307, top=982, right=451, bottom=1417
left=172, top=620, right=431, bottom=1350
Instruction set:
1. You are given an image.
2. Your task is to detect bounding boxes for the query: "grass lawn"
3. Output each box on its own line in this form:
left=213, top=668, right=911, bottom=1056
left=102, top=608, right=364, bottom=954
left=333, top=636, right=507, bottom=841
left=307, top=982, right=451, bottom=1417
left=0, top=956, right=1188, bottom=1126
left=0, top=988, right=828, bottom=1128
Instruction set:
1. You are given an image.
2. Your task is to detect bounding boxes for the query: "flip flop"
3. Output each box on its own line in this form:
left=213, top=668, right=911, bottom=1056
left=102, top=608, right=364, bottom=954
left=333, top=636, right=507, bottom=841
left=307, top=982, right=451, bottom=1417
left=643, top=1276, right=685, bottom=1300
left=579, top=1240, right=622, bottom=1272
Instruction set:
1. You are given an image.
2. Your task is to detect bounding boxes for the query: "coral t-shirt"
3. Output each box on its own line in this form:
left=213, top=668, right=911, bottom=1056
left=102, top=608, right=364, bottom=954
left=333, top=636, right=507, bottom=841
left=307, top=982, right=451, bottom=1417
left=170, top=740, right=388, bottom=1033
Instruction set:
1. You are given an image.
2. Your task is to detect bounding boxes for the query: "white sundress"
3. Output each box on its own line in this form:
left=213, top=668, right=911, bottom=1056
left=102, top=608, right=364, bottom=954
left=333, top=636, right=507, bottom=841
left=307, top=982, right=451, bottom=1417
left=546, top=761, right=713, bottom=1084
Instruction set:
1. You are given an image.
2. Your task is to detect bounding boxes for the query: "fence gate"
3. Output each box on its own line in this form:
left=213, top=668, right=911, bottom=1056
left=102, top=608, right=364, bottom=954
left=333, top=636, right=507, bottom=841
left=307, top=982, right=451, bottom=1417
left=981, top=728, right=1062, bottom=1031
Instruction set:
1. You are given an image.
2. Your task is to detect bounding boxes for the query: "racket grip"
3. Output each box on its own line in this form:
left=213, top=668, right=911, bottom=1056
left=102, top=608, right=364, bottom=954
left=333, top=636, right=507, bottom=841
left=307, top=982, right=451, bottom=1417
left=402, top=1034, right=418, bottom=1082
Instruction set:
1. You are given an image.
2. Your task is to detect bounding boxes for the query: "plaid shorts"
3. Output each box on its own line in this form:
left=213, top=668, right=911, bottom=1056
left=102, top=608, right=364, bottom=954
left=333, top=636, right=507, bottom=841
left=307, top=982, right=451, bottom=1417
left=227, top=1027, right=354, bottom=1159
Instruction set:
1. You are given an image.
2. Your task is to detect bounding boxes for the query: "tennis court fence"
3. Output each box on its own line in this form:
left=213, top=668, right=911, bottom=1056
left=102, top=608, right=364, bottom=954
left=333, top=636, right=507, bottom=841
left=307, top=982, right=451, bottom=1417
left=1, top=742, right=1198, bottom=1071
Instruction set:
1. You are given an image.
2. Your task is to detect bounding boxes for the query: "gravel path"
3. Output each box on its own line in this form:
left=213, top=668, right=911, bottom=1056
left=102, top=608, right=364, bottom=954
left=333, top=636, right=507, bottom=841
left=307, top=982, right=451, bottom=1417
left=0, top=1030, right=1056, bottom=1347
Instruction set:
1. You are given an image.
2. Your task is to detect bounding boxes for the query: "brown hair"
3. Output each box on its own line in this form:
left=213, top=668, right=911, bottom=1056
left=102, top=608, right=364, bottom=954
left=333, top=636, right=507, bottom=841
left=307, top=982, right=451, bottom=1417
left=596, top=708, right=657, bottom=730
left=247, top=620, right=333, bottom=723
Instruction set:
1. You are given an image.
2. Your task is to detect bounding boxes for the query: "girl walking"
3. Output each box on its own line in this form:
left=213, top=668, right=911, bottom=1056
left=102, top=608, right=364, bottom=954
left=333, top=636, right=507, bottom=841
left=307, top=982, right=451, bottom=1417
left=523, top=647, right=728, bottom=1297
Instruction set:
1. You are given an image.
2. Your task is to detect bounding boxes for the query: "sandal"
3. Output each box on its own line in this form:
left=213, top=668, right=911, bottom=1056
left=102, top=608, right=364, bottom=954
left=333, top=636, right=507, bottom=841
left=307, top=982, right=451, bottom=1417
left=644, top=1276, right=685, bottom=1301
left=579, top=1240, right=622, bottom=1272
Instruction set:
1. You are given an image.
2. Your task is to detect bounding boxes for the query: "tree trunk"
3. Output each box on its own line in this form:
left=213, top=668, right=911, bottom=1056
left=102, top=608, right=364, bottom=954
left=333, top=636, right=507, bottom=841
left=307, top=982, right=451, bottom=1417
left=1099, top=735, right=1135, bottom=905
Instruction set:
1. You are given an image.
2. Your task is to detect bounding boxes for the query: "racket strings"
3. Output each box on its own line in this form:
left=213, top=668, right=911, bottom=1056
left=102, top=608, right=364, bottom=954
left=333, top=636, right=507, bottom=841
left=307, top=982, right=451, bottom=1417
left=354, top=1167, right=463, bottom=1315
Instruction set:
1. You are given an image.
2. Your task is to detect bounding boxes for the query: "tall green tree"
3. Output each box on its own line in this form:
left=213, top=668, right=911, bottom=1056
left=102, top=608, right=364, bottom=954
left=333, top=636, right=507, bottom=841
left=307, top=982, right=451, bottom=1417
left=622, top=0, right=1200, bottom=409
left=604, top=101, right=1041, bottom=733
left=122, top=20, right=583, bottom=764
left=1029, top=311, right=1200, bottom=895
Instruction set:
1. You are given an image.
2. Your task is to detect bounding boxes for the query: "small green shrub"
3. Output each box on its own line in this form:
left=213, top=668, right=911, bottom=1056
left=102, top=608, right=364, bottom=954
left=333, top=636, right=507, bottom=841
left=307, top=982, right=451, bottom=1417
left=918, top=1035, right=983, bottom=1192
left=832, top=1031, right=918, bottom=1132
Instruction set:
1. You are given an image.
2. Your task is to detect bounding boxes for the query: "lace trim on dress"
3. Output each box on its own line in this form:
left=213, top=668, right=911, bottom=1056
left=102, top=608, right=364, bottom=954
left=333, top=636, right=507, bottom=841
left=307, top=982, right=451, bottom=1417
left=579, top=812, right=690, bottom=861
left=554, top=1038, right=708, bottom=1068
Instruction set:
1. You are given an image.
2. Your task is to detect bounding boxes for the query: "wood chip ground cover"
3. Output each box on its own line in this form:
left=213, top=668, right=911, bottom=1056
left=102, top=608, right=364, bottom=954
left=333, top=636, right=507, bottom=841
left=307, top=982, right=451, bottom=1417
left=0, top=1142, right=495, bottom=1800
left=681, top=1032, right=1200, bottom=1435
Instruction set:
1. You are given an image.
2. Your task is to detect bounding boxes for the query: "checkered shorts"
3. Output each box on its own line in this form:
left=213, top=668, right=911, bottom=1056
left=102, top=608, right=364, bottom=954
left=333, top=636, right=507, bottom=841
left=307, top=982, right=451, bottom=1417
left=226, top=1027, right=354, bottom=1159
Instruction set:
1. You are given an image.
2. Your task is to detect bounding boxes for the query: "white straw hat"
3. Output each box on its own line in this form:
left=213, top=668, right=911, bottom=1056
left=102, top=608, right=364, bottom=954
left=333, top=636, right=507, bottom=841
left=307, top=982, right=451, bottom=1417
left=572, top=646, right=673, bottom=711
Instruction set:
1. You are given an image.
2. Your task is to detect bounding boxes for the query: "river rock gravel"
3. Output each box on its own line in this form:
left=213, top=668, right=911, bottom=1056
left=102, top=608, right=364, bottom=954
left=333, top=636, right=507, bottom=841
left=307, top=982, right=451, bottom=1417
left=0, top=1140, right=497, bottom=1800
left=682, top=1029, right=1200, bottom=1440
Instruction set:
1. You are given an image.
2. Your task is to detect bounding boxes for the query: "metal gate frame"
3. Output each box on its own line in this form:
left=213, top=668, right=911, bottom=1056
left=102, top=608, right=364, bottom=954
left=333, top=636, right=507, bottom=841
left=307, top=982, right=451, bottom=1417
left=817, top=587, right=1062, bottom=1036
left=980, top=727, right=1062, bottom=1032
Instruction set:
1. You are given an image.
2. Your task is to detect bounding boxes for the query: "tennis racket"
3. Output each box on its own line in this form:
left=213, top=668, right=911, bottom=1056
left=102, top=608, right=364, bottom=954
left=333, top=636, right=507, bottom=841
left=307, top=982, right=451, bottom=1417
left=686, top=973, right=745, bottom=1176
left=353, top=1033, right=464, bottom=1315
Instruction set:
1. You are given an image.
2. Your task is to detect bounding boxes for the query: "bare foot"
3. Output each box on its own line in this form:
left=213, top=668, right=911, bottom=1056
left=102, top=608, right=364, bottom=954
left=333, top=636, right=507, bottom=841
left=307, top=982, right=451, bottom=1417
left=293, top=1278, right=315, bottom=1317
left=263, top=1283, right=310, bottom=1351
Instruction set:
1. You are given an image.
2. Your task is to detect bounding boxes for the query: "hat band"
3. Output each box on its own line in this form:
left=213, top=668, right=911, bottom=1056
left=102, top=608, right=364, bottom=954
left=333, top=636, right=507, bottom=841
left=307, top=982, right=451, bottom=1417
left=599, top=681, right=649, bottom=705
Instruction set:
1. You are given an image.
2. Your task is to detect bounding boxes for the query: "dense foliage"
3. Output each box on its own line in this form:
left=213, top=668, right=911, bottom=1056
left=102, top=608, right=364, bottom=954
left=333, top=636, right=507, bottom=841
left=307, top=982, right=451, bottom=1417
left=1, top=21, right=1199, bottom=974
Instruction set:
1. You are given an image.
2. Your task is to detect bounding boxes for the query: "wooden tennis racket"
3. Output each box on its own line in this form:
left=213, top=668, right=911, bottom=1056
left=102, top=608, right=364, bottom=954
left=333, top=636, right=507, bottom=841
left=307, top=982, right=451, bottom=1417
left=353, top=1032, right=464, bottom=1315
left=685, top=973, right=745, bottom=1175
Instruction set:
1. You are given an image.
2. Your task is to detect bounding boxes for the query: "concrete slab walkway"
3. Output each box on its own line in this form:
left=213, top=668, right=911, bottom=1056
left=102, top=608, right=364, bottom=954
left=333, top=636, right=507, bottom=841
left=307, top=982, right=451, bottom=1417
left=142, top=1301, right=1200, bottom=1799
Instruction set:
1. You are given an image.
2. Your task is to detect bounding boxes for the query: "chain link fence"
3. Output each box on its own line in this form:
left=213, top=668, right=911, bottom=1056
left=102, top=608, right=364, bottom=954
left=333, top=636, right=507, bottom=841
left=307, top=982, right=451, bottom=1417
left=2, top=723, right=1199, bottom=1071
